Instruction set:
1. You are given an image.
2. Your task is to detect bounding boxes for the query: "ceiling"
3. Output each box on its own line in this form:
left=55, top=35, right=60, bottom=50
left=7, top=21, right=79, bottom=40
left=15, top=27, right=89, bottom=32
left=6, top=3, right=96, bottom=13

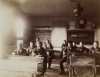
left=6, top=0, right=100, bottom=24
left=18, top=0, right=99, bottom=16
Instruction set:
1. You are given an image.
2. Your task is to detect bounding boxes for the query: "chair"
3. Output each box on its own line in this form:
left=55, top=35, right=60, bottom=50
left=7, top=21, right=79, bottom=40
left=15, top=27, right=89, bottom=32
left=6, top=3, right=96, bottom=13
left=95, top=52, right=100, bottom=76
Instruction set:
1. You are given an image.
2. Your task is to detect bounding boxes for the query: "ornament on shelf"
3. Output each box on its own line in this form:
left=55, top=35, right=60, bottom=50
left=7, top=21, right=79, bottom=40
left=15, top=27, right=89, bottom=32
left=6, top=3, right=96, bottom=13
left=73, top=3, right=83, bottom=17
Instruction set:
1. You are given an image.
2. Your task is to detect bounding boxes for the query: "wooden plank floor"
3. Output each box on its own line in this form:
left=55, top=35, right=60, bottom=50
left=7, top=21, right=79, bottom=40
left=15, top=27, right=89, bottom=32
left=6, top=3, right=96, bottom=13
left=41, top=64, right=100, bottom=77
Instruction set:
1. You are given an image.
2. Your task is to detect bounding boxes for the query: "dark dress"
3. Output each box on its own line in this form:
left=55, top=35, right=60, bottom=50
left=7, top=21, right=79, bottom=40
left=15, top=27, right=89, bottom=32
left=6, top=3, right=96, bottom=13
left=90, top=47, right=100, bottom=65
left=60, top=46, right=72, bottom=73
left=16, top=48, right=27, bottom=56
left=76, top=46, right=89, bottom=56
left=35, top=47, right=47, bottom=75
left=46, top=43, right=54, bottom=68
left=27, top=47, right=36, bottom=56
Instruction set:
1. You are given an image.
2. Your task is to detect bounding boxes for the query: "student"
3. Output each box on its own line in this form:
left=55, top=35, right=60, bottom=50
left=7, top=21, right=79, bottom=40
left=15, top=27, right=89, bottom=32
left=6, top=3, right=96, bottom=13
left=46, top=40, right=54, bottom=69
left=60, top=42, right=72, bottom=74
left=35, top=42, right=47, bottom=76
left=91, top=41, right=100, bottom=54
left=13, top=43, right=27, bottom=56
left=27, top=41, right=36, bottom=56
left=77, top=41, right=89, bottom=55
left=72, top=42, right=77, bottom=53
left=61, top=40, right=67, bottom=50
left=60, top=40, right=67, bottom=58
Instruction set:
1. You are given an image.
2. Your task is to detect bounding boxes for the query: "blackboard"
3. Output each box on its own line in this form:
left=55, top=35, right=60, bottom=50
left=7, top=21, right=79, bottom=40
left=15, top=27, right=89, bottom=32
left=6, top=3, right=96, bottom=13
left=67, top=30, right=94, bottom=44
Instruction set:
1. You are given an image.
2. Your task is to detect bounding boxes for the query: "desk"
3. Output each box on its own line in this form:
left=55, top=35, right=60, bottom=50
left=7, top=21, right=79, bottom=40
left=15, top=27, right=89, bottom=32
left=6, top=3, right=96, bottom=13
left=0, top=55, right=42, bottom=77
left=69, top=56, right=96, bottom=77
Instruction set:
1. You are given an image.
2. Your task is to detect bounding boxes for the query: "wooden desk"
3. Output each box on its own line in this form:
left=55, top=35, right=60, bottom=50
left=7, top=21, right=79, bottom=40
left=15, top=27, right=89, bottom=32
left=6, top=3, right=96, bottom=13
left=0, top=55, right=42, bottom=77
left=69, top=55, right=96, bottom=77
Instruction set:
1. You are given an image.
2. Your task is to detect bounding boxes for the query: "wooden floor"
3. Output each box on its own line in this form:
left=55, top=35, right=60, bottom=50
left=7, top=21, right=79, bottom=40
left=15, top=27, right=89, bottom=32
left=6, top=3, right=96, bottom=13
left=41, top=64, right=100, bottom=77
